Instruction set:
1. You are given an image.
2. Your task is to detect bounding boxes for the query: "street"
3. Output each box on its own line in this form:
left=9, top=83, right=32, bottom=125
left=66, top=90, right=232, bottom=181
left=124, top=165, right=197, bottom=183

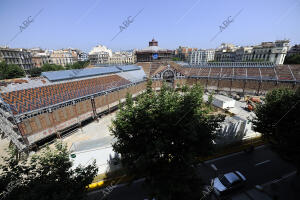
left=88, top=145, right=298, bottom=200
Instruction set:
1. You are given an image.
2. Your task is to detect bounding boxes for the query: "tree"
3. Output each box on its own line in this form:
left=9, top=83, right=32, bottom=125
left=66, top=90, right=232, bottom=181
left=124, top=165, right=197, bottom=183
left=172, top=57, right=181, bottom=61
left=0, top=61, right=8, bottom=80
left=41, top=64, right=64, bottom=72
left=1, top=62, right=25, bottom=80
left=28, top=67, right=42, bottom=77
left=65, top=64, right=73, bottom=70
left=65, top=61, right=89, bottom=70
left=284, top=54, right=300, bottom=64
left=3, top=64, right=25, bottom=79
left=0, top=142, right=98, bottom=200
left=72, top=61, right=88, bottom=69
left=110, top=81, right=225, bottom=200
left=252, top=88, right=300, bottom=170
left=207, top=91, right=214, bottom=110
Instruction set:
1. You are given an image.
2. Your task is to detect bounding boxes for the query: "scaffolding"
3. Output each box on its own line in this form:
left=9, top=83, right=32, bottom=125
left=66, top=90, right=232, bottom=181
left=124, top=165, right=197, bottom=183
left=0, top=78, right=145, bottom=151
left=186, top=65, right=299, bottom=83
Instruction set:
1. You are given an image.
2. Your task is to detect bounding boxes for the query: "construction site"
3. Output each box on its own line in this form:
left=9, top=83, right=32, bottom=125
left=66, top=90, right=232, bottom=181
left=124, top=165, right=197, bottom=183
left=0, top=61, right=300, bottom=154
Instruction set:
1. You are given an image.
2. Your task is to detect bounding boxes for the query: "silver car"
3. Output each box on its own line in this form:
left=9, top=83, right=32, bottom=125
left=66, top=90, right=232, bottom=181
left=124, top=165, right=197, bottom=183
left=213, top=171, right=246, bottom=197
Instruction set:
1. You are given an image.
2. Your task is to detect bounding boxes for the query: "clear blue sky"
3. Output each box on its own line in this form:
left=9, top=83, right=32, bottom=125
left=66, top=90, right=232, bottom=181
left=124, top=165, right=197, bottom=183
left=1, top=0, right=299, bottom=52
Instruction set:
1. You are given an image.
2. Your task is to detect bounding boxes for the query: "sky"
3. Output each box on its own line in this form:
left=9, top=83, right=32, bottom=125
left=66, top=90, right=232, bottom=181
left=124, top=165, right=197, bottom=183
left=0, top=0, right=300, bottom=52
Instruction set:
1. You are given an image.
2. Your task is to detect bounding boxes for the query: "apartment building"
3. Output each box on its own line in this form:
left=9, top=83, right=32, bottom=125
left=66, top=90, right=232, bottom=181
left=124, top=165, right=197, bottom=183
left=78, top=52, right=88, bottom=61
left=214, top=40, right=289, bottom=64
left=29, top=48, right=50, bottom=68
left=214, top=43, right=239, bottom=62
left=0, top=47, right=34, bottom=70
left=287, top=44, right=300, bottom=56
left=50, top=49, right=74, bottom=66
left=189, top=49, right=215, bottom=64
left=89, top=52, right=110, bottom=65
left=108, top=51, right=136, bottom=64
left=175, top=46, right=197, bottom=61
left=89, top=44, right=135, bottom=65
left=89, top=45, right=112, bottom=65
left=31, top=52, right=51, bottom=68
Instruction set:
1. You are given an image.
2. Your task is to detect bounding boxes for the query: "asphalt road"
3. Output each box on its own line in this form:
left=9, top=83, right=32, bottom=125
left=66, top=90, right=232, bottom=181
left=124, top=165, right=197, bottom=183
left=88, top=145, right=297, bottom=200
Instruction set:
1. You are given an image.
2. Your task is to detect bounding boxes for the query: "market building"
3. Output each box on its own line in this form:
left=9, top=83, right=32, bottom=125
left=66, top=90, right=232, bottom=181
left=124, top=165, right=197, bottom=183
left=1, top=61, right=300, bottom=152
left=135, top=39, right=174, bottom=62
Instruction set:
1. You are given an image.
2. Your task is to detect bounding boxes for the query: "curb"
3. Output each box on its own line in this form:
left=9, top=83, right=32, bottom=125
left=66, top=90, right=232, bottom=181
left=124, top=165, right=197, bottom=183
left=87, top=137, right=265, bottom=190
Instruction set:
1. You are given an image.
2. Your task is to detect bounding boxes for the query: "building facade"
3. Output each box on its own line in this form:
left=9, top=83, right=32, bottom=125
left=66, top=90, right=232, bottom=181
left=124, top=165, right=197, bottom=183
left=78, top=52, right=88, bottom=61
left=31, top=52, right=51, bottom=68
left=89, top=45, right=112, bottom=57
left=214, top=40, right=290, bottom=65
left=287, top=44, right=300, bottom=56
left=0, top=47, right=34, bottom=70
left=251, top=40, right=289, bottom=64
left=108, top=51, right=136, bottom=64
left=69, top=49, right=79, bottom=63
left=89, top=45, right=112, bottom=65
left=89, top=52, right=109, bottom=65
left=29, top=48, right=51, bottom=68
left=175, top=46, right=197, bottom=61
left=50, top=50, right=74, bottom=67
left=189, top=49, right=215, bottom=64
left=215, top=43, right=239, bottom=62
left=235, top=47, right=253, bottom=62
left=89, top=45, right=135, bottom=65
left=64, top=49, right=89, bottom=62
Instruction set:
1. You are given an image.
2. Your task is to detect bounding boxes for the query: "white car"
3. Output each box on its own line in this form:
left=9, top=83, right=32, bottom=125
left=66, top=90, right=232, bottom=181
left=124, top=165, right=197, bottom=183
left=213, top=171, right=246, bottom=197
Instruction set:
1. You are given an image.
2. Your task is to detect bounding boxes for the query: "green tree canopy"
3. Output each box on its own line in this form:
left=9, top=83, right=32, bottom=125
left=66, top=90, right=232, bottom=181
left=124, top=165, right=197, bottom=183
left=0, top=61, right=8, bottom=79
left=65, top=61, right=89, bottom=70
left=45, top=61, right=89, bottom=71
left=72, top=61, right=89, bottom=69
left=28, top=67, right=42, bottom=77
left=0, top=142, right=98, bottom=200
left=252, top=88, right=300, bottom=170
left=284, top=54, right=300, bottom=64
left=41, top=64, right=64, bottom=72
left=110, top=81, right=224, bottom=200
left=172, top=57, right=181, bottom=61
left=0, top=62, right=25, bottom=80
left=65, top=64, right=73, bottom=70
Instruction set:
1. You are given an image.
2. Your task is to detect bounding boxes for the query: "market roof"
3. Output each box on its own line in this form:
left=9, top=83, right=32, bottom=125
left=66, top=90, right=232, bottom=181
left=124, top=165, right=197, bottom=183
left=1, top=75, right=131, bottom=115
left=42, top=66, right=121, bottom=82
left=117, top=65, right=141, bottom=71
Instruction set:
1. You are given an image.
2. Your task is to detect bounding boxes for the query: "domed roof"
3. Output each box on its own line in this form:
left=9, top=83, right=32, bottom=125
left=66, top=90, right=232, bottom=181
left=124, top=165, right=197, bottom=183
left=137, top=39, right=172, bottom=53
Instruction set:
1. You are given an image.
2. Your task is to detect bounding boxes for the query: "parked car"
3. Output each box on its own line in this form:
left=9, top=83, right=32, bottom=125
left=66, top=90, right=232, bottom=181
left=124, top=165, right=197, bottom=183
left=213, top=171, right=246, bottom=198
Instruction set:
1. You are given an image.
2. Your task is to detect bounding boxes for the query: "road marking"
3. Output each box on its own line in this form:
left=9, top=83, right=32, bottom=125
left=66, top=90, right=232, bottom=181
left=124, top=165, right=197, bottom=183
left=254, top=144, right=266, bottom=150
left=282, top=171, right=297, bottom=179
left=204, top=145, right=267, bottom=164
left=205, top=151, right=244, bottom=163
left=211, top=164, right=218, bottom=171
left=261, top=171, right=297, bottom=186
left=255, top=159, right=270, bottom=166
